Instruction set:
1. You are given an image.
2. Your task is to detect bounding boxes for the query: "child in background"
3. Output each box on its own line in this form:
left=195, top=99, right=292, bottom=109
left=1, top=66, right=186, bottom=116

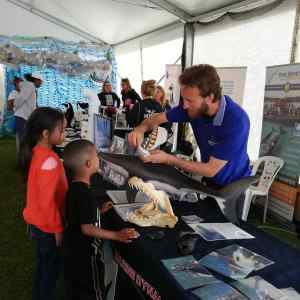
left=63, top=139, right=139, bottom=300
left=19, top=107, right=68, bottom=300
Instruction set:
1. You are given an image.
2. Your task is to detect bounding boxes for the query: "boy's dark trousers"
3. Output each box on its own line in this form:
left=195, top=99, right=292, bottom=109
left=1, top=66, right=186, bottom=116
left=30, top=225, right=62, bottom=300
left=64, top=249, right=105, bottom=300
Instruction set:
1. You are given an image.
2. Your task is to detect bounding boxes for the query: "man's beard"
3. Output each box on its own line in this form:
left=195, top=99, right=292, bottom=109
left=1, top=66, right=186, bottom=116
left=187, top=102, right=209, bottom=119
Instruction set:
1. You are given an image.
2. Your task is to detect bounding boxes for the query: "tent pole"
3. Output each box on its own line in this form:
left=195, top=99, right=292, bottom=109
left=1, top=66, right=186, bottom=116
left=290, top=0, right=300, bottom=63
left=182, top=23, right=195, bottom=69
left=140, top=41, right=144, bottom=81
left=176, top=22, right=195, bottom=152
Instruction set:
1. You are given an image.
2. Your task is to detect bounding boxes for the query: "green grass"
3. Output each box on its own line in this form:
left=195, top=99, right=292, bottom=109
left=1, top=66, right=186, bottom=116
left=248, top=206, right=300, bottom=251
left=0, top=137, right=299, bottom=300
left=0, top=137, right=34, bottom=300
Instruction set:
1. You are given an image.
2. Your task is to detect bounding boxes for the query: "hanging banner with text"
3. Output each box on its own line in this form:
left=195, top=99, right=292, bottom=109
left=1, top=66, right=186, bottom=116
left=260, top=63, right=300, bottom=221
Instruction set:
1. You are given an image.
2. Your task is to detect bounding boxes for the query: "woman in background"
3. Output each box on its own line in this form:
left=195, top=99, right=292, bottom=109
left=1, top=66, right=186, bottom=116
left=121, top=78, right=142, bottom=110
left=98, top=81, right=120, bottom=108
left=154, top=85, right=172, bottom=133
left=154, top=85, right=171, bottom=112
left=7, top=76, right=23, bottom=112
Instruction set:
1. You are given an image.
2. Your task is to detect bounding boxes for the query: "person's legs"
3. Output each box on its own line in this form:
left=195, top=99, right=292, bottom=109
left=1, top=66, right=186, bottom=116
left=103, top=241, right=118, bottom=300
left=31, top=226, right=61, bottom=300
left=15, top=116, right=27, bottom=158
left=65, top=253, right=105, bottom=300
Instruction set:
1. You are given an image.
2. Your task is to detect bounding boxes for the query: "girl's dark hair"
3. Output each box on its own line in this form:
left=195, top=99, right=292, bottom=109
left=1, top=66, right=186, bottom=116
left=18, top=107, right=65, bottom=176
left=121, top=78, right=132, bottom=90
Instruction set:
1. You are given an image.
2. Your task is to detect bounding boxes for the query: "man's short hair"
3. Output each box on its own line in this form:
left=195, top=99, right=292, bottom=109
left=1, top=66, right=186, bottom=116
left=63, top=139, right=95, bottom=172
left=179, top=64, right=222, bottom=101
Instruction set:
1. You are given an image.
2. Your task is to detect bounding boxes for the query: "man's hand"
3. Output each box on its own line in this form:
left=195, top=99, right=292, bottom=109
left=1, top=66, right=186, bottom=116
left=128, top=128, right=145, bottom=149
left=101, top=201, right=113, bottom=214
left=55, top=232, right=63, bottom=247
left=142, top=149, right=174, bottom=165
left=115, top=228, right=139, bottom=243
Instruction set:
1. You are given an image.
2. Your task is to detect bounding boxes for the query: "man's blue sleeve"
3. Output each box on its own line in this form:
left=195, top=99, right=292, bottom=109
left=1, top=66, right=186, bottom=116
left=211, top=115, right=250, bottom=161
left=166, top=105, right=189, bottom=123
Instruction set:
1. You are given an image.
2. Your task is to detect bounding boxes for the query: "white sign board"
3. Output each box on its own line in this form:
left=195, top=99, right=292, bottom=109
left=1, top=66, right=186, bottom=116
left=217, top=67, right=247, bottom=106
left=164, top=64, right=181, bottom=108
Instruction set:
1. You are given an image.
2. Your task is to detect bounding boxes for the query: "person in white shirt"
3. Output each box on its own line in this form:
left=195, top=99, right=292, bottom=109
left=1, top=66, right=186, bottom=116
left=14, top=72, right=43, bottom=156
left=7, top=77, right=23, bottom=112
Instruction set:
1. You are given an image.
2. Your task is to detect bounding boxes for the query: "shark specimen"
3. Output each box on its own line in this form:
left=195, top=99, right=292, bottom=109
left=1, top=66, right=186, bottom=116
left=99, top=152, right=258, bottom=224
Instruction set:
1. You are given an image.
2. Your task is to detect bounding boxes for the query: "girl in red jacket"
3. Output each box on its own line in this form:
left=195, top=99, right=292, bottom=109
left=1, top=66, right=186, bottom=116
left=19, top=107, right=68, bottom=300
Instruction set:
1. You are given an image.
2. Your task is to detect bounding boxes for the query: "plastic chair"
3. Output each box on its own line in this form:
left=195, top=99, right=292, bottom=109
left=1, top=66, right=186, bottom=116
left=241, top=156, right=284, bottom=223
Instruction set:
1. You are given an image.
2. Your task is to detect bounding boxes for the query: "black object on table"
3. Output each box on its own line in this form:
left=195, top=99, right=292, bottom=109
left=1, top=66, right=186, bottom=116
left=102, top=195, right=300, bottom=300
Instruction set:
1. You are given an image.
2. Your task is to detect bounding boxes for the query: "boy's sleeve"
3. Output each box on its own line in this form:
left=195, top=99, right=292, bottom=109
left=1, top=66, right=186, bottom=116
left=78, top=191, right=97, bottom=225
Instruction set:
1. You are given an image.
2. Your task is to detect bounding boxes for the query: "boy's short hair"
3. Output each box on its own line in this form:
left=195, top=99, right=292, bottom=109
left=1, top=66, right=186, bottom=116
left=63, top=139, right=95, bottom=171
left=141, top=80, right=156, bottom=97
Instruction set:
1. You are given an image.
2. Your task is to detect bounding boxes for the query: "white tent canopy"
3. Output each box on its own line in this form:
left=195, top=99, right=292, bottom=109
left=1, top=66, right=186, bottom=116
left=0, top=0, right=285, bottom=45
left=0, top=0, right=299, bottom=159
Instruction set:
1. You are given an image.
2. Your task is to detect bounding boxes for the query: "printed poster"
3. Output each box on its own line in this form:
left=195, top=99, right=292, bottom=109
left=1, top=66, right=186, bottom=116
left=260, top=64, right=300, bottom=220
left=262, top=64, right=300, bottom=186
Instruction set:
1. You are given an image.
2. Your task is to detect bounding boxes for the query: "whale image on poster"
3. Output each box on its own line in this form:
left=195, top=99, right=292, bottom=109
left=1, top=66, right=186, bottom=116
left=262, top=64, right=300, bottom=186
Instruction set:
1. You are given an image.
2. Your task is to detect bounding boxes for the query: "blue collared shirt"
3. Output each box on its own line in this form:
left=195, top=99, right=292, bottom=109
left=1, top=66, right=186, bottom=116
left=166, top=95, right=251, bottom=186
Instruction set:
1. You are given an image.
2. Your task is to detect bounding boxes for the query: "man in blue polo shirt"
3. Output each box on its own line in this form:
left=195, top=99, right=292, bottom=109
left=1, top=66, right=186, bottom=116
left=128, top=64, right=250, bottom=187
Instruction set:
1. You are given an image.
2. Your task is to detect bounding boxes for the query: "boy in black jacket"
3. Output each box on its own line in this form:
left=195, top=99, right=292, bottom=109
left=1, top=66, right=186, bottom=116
left=126, top=80, right=163, bottom=127
left=63, top=140, right=138, bottom=300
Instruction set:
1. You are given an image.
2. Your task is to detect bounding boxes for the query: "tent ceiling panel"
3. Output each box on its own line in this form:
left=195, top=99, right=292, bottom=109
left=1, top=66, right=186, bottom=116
left=167, top=0, right=243, bottom=16
left=10, top=0, right=177, bottom=44
left=0, top=0, right=290, bottom=45
left=0, top=0, right=83, bottom=41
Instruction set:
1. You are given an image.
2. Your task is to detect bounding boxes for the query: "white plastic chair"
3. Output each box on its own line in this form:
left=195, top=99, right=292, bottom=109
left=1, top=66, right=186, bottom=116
left=241, top=156, right=284, bottom=223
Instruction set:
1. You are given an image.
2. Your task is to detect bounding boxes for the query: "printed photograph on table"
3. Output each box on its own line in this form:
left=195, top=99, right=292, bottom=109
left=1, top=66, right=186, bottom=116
left=162, top=255, right=219, bottom=290
left=217, top=245, right=274, bottom=272
left=100, top=160, right=127, bottom=187
left=187, top=223, right=254, bottom=241
left=199, top=251, right=253, bottom=280
left=115, top=111, right=131, bottom=130
left=280, top=287, right=300, bottom=299
left=192, top=281, right=247, bottom=300
left=113, top=203, right=148, bottom=222
left=232, top=276, right=286, bottom=300
left=94, top=114, right=112, bottom=151
left=110, top=135, right=126, bottom=154
left=181, top=215, right=204, bottom=225
left=107, top=190, right=150, bottom=205
left=107, top=190, right=128, bottom=204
